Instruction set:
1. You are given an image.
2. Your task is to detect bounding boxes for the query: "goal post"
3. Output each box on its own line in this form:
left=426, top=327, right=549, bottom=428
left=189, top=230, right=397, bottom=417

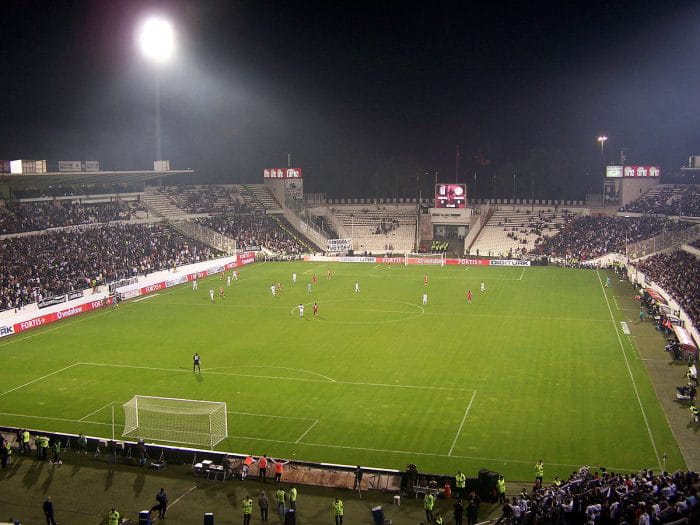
left=122, top=395, right=228, bottom=448
left=404, top=252, right=446, bottom=266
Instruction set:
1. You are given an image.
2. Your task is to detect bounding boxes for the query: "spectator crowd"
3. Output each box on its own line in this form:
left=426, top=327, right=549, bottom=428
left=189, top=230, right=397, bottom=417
left=197, top=214, right=309, bottom=256
left=0, top=200, right=145, bottom=235
left=0, top=223, right=217, bottom=311
left=621, top=185, right=700, bottom=217
left=531, top=216, right=685, bottom=260
left=635, top=250, right=700, bottom=327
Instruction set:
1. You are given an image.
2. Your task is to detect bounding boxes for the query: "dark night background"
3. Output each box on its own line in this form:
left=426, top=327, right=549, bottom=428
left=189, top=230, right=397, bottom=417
left=1, top=1, right=698, bottom=199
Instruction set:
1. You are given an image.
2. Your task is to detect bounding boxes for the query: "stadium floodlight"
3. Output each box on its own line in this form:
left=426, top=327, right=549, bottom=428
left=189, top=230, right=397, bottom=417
left=123, top=395, right=227, bottom=449
left=597, top=135, right=608, bottom=156
left=137, top=16, right=175, bottom=163
left=138, top=17, right=174, bottom=63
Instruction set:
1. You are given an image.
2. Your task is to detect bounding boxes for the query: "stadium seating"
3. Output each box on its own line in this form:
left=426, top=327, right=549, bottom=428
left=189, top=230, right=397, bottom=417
left=0, top=200, right=147, bottom=235
left=635, top=250, right=700, bottom=326
left=0, top=223, right=218, bottom=312
left=621, top=184, right=700, bottom=217
left=469, top=206, right=583, bottom=257
left=159, top=185, right=248, bottom=214
left=328, top=204, right=417, bottom=253
left=531, top=216, right=689, bottom=261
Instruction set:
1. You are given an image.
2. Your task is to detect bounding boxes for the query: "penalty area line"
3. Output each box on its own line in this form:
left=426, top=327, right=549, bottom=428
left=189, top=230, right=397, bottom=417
left=0, top=362, right=80, bottom=398
left=448, top=390, right=477, bottom=456
left=79, top=401, right=116, bottom=422
left=303, top=264, right=327, bottom=275
left=295, top=419, right=320, bottom=443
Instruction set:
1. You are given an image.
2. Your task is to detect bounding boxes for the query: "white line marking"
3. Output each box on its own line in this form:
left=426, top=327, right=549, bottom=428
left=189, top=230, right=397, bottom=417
left=0, top=411, right=111, bottom=426
left=169, top=484, right=198, bottom=509
left=448, top=390, right=477, bottom=456
left=295, top=419, right=319, bottom=443
left=77, top=362, right=475, bottom=391
left=518, top=267, right=526, bottom=280
left=303, top=264, right=327, bottom=275
left=209, top=365, right=336, bottom=383
left=0, top=362, right=79, bottom=397
left=227, top=410, right=316, bottom=421
left=596, top=270, right=661, bottom=470
left=79, top=401, right=115, bottom=422
left=133, top=293, right=160, bottom=302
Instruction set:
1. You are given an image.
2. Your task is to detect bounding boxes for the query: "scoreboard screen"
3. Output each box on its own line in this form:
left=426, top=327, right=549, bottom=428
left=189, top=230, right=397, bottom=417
left=435, top=183, right=467, bottom=208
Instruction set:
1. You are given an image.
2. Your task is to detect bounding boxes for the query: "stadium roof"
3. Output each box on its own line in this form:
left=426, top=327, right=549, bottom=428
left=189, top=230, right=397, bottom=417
left=0, top=170, right=193, bottom=187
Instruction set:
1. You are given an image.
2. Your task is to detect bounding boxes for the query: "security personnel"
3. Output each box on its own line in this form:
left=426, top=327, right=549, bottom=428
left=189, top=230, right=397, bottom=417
left=22, top=429, right=30, bottom=454
left=333, top=497, right=344, bottom=525
left=108, top=507, right=120, bottom=525
left=497, top=475, right=506, bottom=504
left=424, top=491, right=436, bottom=523
left=435, top=513, right=444, bottom=525
left=289, top=486, right=297, bottom=510
left=534, top=460, right=544, bottom=484
left=242, top=495, right=253, bottom=525
left=553, top=476, right=562, bottom=487
left=690, top=405, right=699, bottom=422
left=275, top=487, right=286, bottom=517
left=455, top=471, right=466, bottom=498
left=39, top=435, right=50, bottom=460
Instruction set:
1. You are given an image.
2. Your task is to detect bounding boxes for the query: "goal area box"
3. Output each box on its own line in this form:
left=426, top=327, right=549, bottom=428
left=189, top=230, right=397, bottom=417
left=123, top=395, right=228, bottom=448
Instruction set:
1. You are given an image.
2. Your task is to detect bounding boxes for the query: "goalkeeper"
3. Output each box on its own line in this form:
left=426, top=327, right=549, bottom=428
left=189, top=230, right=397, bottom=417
left=193, top=353, right=201, bottom=372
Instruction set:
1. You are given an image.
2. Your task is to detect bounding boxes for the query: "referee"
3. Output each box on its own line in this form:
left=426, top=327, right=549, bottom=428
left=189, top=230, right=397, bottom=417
left=193, top=353, right=201, bottom=372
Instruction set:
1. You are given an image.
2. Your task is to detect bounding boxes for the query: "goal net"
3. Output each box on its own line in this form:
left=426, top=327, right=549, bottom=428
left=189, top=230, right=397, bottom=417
left=122, top=395, right=228, bottom=448
left=404, top=252, right=446, bottom=266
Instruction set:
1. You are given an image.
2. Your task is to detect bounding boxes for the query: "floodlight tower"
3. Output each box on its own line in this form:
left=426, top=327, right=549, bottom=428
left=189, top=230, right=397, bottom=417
left=597, top=135, right=608, bottom=159
left=138, top=17, right=175, bottom=163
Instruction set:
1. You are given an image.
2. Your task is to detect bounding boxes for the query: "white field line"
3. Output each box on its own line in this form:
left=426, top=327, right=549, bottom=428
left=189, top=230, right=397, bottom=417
left=77, top=362, right=476, bottom=392
left=228, top=410, right=316, bottom=421
left=303, top=263, right=327, bottom=275
left=448, top=390, right=477, bottom=456
left=519, top=267, right=526, bottom=280
left=133, top=293, right=160, bottom=302
left=208, top=365, right=337, bottom=383
left=0, top=408, right=642, bottom=473
left=0, top=411, right=110, bottom=426
left=79, top=401, right=115, bottom=422
left=596, top=271, right=661, bottom=471
left=0, top=362, right=80, bottom=397
left=295, top=419, right=320, bottom=443
left=169, top=484, right=199, bottom=510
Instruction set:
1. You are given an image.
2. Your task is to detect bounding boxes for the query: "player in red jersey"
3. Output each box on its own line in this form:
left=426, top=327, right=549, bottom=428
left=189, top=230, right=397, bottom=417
left=424, top=274, right=428, bottom=286
left=313, top=302, right=318, bottom=317
left=219, top=286, right=225, bottom=298
left=312, top=274, right=317, bottom=284
left=467, top=290, right=472, bottom=303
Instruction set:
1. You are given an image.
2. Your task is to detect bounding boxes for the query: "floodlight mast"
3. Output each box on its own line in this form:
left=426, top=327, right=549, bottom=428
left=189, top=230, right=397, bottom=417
left=138, top=17, right=174, bottom=163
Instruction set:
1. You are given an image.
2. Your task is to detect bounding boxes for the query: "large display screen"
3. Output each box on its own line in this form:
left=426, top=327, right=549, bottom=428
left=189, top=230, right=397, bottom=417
left=435, top=183, right=467, bottom=208
left=623, top=166, right=660, bottom=177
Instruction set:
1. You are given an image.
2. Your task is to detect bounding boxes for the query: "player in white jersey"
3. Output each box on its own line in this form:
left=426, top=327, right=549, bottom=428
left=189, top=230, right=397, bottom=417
left=307, top=282, right=312, bottom=294
left=233, top=270, right=239, bottom=280
left=422, top=293, right=428, bottom=305
left=480, top=281, right=486, bottom=292
left=192, top=278, right=198, bottom=291
left=271, top=284, right=276, bottom=296
left=227, top=275, right=231, bottom=286
left=292, top=273, right=297, bottom=283
left=298, top=303, right=304, bottom=317
left=209, top=289, right=215, bottom=301
left=355, top=281, right=360, bottom=293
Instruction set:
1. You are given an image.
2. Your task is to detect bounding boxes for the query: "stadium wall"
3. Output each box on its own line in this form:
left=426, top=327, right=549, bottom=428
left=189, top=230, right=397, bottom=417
left=302, top=254, right=529, bottom=266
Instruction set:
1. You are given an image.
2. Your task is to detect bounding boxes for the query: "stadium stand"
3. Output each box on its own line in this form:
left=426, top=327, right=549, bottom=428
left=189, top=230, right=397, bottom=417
left=0, top=200, right=147, bottom=235
left=160, top=185, right=248, bottom=214
left=196, top=214, right=309, bottom=255
left=470, top=206, right=582, bottom=257
left=634, top=250, right=700, bottom=326
left=0, top=223, right=218, bottom=312
left=621, top=184, right=700, bottom=217
left=494, top=465, right=699, bottom=524
left=530, top=216, right=688, bottom=260
left=329, top=204, right=417, bottom=253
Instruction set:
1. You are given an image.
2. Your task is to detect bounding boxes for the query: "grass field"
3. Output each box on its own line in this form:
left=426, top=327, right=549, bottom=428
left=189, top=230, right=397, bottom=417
left=0, top=261, right=685, bottom=481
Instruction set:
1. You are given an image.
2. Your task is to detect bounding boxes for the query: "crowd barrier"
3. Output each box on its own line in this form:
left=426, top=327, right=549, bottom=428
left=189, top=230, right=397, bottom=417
left=0, top=252, right=257, bottom=339
left=303, top=254, right=530, bottom=267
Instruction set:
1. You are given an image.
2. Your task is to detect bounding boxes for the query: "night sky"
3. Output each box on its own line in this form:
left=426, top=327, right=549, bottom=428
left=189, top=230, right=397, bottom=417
left=1, top=1, right=699, bottom=199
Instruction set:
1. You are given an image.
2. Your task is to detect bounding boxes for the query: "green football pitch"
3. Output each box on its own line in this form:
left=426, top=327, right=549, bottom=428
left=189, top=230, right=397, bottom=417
left=0, top=261, right=685, bottom=480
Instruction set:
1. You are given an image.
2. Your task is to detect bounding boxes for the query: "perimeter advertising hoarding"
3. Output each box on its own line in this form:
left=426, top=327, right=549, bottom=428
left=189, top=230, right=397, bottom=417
left=263, top=168, right=303, bottom=179
left=623, top=166, right=660, bottom=177
left=606, top=166, right=623, bottom=178
left=435, top=183, right=467, bottom=208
